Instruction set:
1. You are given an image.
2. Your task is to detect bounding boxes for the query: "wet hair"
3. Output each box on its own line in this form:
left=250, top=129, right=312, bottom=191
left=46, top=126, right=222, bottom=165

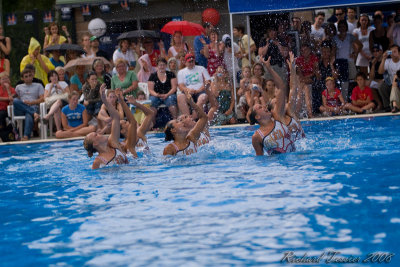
left=249, top=110, right=258, bottom=125
left=83, top=136, right=97, bottom=158
left=164, top=121, right=175, bottom=141
left=157, top=57, right=167, bottom=65
left=47, top=70, right=58, bottom=81
left=356, top=72, right=367, bottom=80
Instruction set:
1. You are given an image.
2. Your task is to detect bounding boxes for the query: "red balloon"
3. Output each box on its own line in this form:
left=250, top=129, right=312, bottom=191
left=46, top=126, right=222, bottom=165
left=202, top=8, right=220, bottom=26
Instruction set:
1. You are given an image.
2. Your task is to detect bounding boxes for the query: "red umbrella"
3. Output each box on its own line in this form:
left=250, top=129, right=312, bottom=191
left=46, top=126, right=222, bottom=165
left=161, top=20, right=205, bottom=36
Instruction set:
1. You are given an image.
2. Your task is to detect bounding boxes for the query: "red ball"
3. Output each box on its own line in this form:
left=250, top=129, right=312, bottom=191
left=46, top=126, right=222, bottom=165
left=202, top=8, right=220, bottom=26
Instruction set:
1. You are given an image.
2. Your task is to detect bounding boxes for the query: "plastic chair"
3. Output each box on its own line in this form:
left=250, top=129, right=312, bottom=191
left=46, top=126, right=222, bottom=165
left=40, top=102, right=53, bottom=139
left=138, top=82, right=149, bottom=99
left=7, top=105, right=24, bottom=138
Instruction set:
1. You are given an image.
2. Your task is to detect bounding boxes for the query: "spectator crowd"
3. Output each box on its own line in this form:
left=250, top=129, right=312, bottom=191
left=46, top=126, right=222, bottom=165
left=1, top=7, right=400, bottom=142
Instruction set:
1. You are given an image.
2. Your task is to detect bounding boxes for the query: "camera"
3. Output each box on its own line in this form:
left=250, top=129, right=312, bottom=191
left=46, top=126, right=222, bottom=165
left=251, top=84, right=261, bottom=92
left=268, top=39, right=274, bottom=44
left=387, top=50, right=392, bottom=56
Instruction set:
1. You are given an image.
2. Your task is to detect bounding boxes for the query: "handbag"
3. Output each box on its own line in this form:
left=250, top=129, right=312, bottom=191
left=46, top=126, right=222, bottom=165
left=45, top=92, right=69, bottom=107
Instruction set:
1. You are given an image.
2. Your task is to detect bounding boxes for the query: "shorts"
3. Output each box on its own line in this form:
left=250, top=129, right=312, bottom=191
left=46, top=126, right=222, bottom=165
left=150, top=94, right=177, bottom=108
left=192, top=91, right=206, bottom=103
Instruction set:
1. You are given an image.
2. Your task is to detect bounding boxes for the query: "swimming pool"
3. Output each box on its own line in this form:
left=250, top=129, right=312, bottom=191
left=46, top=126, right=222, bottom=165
left=1, top=116, right=399, bottom=266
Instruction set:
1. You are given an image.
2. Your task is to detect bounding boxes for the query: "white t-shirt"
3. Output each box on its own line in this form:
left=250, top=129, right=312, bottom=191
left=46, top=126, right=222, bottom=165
left=177, top=65, right=211, bottom=92
left=353, top=27, right=374, bottom=67
left=223, top=42, right=240, bottom=79
left=45, top=81, right=68, bottom=96
left=384, top=58, right=400, bottom=81
left=334, top=34, right=356, bottom=59
left=311, top=25, right=325, bottom=40
left=112, top=48, right=136, bottom=66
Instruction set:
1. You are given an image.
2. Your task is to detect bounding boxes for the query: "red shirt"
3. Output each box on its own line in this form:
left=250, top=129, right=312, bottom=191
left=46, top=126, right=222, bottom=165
left=0, top=85, right=16, bottom=111
left=322, top=88, right=342, bottom=107
left=148, top=49, right=160, bottom=67
left=296, top=54, right=319, bottom=77
left=351, top=85, right=373, bottom=102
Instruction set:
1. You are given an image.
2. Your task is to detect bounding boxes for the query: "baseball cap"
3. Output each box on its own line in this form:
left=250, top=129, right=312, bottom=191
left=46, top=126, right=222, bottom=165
left=222, top=34, right=231, bottom=43
left=90, top=36, right=98, bottom=42
left=185, top=53, right=195, bottom=62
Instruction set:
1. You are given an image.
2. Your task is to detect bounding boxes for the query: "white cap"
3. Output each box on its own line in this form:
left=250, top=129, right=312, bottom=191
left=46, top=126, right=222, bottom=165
left=222, top=34, right=231, bottom=42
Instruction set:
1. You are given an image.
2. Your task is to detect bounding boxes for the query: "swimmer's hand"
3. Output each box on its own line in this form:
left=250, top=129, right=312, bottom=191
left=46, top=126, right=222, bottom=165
left=100, top=83, right=107, bottom=95
left=286, top=51, right=295, bottom=70
left=115, top=88, right=123, bottom=99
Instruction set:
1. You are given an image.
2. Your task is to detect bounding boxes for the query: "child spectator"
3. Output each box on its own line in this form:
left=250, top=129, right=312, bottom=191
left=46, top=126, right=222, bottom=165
left=345, top=72, right=375, bottom=114
left=246, top=75, right=263, bottom=122
left=237, top=66, right=251, bottom=121
left=319, top=77, right=346, bottom=116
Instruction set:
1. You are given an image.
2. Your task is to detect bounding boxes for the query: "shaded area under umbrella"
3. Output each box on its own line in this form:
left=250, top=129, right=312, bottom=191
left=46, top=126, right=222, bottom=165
left=64, top=56, right=112, bottom=72
left=117, top=30, right=160, bottom=40
left=161, top=21, right=205, bottom=36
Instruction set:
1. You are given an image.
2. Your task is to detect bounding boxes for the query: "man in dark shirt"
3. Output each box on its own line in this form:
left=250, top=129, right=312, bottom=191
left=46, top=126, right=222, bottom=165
left=90, top=36, right=110, bottom=60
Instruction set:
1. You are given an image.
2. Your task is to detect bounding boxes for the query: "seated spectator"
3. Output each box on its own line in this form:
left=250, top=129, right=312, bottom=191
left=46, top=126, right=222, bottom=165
left=80, top=33, right=91, bottom=57
left=49, top=50, right=65, bottom=68
left=390, top=70, right=400, bottom=113
left=140, top=38, right=166, bottom=67
left=210, top=66, right=236, bottom=125
left=0, top=50, right=10, bottom=75
left=82, top=71, right=102, bottom=120
left=378, top=45, right=400, bottom=111
left=55, top=66, right=69, bottom=85
left=167, top=57, right=178, bottom=75
left=245, top=75, right=263, bottom=122
left=113, top=39, right=137, bottom=70
left=20, top=37, right=54, bottom=85
left=13, top=69, right=44, bottom=140
left=319, top=77, right=346, bottom=116
left=111, top=58, right=139, bottom=97
left=0, top=24, right=11, bottom=56
left=56, top=91, right=96, bottom=139
left=177, top=51, right=187, bottom=70
left=70, top=65, right=87, bottom=92
left=168, top=31, right=190, bottom=59
left=177, top=53, right=211, bottom=118
left=97, top=89, right=124, bottom=134
left=43, top=70, right=69, bottom=132
left=92, top=58, right=111, bottom=88
left=344, top=72, right=375, bottom=113
left=0, top=73, right=16, bottom=133
left=148, top=58, right=178, bottom=120
left=16, top=64, right=45, bottom=87
left=201, top=29, right=224, bottom=76
left=137, top=54, right=156, bottom=83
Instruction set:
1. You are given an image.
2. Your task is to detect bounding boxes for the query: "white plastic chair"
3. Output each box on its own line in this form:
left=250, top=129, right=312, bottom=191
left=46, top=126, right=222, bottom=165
left=40, top=102, right=53, bottom=139
left=7, top=105, right=24, bottom=138
left=138, top=82, right=149, bottom=99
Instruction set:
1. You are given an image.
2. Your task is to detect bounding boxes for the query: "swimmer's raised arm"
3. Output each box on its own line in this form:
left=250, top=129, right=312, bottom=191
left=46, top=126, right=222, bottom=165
left=186, top=92, right=207, bottom=142
left=100, top=84, right=121, bottom=148
left=119, top=92, right=138, bottom=153
left=287, top=51, right=298, bottom=117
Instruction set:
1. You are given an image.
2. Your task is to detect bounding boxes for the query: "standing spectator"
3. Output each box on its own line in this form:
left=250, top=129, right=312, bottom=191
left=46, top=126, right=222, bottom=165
left=80, top=33, right=91, bottom=57
left=148, top=58, right=178, bottom=120
left=113, top=39, right=137, bottom=70
left=168, top=31, right=189, bottom=58
left=43, top=70, right=69, bottom=132
left=344, top=72, right=375, bottom=113
left=311, top=12, right=326, bottom=42
left=233, top=25, right=256, bottom=68
left=335, top=8, right=355, bottom=34
left=20, top=38, right=54, bottom=85
left=291, top=17, right=302, bottom=32
left=111, top=58, right=139, bottom=97
left=369, top=44, right=384, bottom=110
left=0, top=73, right=16, bottom=131
left=374, top=11, right=388, bottom=28
left=177, top=53, right=211, bottom=117
left=82, top=71, right=102, bottom=120
left=221, top=34, right=241, bottom=82
left=353, top=14, right=374, bottom=76
left=334, top=20, right=362, bottom=101
left=194, top=22, right=214, bottom=68
left=0, top=50, right=10, bottom=75
left=49, top=50, right=65, bottom=68
left=347, top=7, right=358, bottom=30
left=13, top=69, right=44, bottom=140
left=43, top=23, right=71, bottom=49
left=92, top=58, right=111, bottom=88
left=201, top=29, right=224, bottom=76
left=387, top=14, right=400, bottom=46
left=322, top=23, right=338, bottom=54
left=378, top=45, right=400, bottom=111
left=56, top=91, right=96, bottom=139
left=89, top=36, right=109, bottom=60
left=0, top=24, right=11, bottom=56
left=137, top=54, right=156, bottom=83
left=369, top=14, right=391, bottom=53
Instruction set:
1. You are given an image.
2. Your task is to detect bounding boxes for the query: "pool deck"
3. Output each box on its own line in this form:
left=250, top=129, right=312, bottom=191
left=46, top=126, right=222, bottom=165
left=1, top=112, right=399, bottom=146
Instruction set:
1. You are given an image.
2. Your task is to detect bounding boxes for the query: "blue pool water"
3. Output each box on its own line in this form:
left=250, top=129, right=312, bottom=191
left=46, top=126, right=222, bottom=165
left=1, top=116, right=400, bottom=266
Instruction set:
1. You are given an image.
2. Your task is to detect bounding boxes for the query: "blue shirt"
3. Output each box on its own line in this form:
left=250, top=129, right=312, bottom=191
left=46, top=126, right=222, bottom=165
left=70, top=74, right=87, bottom=90
left=62, top=104, right=85, bottom=127
left=193, top=34, right=210, bottom=68
left=50, top=58, right=65, bottom=68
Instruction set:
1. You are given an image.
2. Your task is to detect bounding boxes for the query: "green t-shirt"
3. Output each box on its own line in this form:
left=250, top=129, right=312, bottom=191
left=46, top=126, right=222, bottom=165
left=111, top=71, right=138, bottom=97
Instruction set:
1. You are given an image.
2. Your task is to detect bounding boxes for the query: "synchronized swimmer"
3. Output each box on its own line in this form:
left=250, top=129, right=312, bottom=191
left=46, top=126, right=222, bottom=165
left=83, top=57, right=305, bottom=168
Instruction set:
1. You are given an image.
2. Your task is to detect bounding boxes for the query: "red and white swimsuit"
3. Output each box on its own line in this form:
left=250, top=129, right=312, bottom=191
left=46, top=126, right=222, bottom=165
left=257, top=120, right=295, bottom=155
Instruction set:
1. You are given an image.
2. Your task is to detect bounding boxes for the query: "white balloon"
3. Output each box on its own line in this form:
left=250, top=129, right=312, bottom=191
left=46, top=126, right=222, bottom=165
left=88, top=18, right=107, bottom=37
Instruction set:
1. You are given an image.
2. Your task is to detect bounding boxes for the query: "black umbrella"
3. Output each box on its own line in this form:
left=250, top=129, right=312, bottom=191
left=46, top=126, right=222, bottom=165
left=117, top=30, right=160, bottom=40
left=44, top=43, right=85, bottom=54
